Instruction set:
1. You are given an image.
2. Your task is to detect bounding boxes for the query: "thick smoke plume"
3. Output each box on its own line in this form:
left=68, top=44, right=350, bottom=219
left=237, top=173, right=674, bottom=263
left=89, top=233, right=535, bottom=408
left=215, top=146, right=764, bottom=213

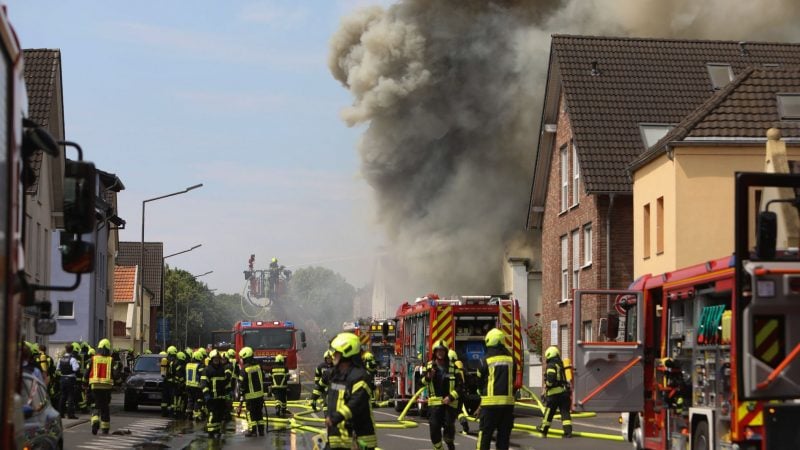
left=329, top=0, right=800, bottom=296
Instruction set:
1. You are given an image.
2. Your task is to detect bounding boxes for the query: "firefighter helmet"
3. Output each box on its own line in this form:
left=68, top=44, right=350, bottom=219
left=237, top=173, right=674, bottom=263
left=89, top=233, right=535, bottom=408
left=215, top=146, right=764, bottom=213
left=544, top=346, right=560, bottom=360
left=226, top=348, right=236, bottom=359
left=167, top=345, right=178, bottom=355
left=485, top=328, right=505, bottom=347
left=184, top=347, right=193, bottom=356
left=159, top=351, right=167, bottom=356
left=71, top=342, right=81, bottom=353
left=98, top=339, right=111, bottom=350
left=239, top=346, right=254, bottom=360
left=177, top=351, right=187, bottom=361
left=193, top=350, right=204, bottom=361
left=432, top=339, right=448, bottom=352
left=275, top=354, right=285, bottom=364
left=330, top=332, right=360, bottom=358
left=88, top=348, right=95, bottom=356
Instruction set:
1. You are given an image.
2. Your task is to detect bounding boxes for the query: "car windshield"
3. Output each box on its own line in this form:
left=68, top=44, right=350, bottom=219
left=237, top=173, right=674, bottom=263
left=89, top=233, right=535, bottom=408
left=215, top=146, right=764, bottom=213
left=134, top=357, right=161, bottom=372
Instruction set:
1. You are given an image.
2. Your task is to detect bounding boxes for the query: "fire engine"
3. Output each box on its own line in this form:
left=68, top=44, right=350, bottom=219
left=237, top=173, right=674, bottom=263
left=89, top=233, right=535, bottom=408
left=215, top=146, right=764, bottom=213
left=571, top=173, right=800, bottom=450
left=1, top=5, right=98, bottom=447
left=342, top=318, right=397, bottom=401
left=391, top=294, right=523, bottom=412
left=233, top=320, right=307, bottom=400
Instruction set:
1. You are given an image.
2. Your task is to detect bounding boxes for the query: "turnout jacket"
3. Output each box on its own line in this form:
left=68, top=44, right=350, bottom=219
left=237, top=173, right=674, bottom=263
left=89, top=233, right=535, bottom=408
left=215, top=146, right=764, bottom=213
left=476, top=345, right=516, bottom=406
left=325, top=362, right=377, bottom=448
left=423, top=359, right=462, bottom=407
left=201, top=363, right=232, bottom=399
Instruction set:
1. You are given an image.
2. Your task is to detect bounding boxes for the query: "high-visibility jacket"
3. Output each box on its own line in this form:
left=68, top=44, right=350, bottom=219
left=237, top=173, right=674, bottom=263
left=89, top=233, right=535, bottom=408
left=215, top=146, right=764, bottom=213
left=545, top=359, right=569, bottom=396
left=423, top=360, right=461, bottom=407
left=185, top=362, right=202, bottom=388
left=271, top=366, right=288, bottom=389
left=239, top=361, right=265, bottom=400
left=89, top=355, right=113, bottom=388
left=325, top=364, right=377, bottom=449
left=201, top=364, right=231, bottom=399
left=477, top=347, right=515, bottom=406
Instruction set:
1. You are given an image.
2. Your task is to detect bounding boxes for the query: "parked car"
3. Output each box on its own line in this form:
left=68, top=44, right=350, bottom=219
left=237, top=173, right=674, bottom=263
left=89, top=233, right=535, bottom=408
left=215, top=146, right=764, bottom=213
left=124, top=354, right=164, bottom=411
left=19, top=372, right=63, bottom=449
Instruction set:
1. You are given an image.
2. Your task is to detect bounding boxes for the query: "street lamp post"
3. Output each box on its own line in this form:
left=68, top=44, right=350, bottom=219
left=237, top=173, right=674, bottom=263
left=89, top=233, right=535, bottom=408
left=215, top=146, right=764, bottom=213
left=162, top=244, right=202, bottom=349
left=185, top=271, right=213, bottom=349
left=137, top=183, right=203, bottom=354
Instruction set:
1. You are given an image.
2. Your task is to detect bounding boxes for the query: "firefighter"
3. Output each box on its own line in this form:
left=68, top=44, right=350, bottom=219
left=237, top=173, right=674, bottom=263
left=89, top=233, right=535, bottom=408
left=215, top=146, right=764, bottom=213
left=362, top=351, right=378, bottom=404
left=449, top=349, right=471, bottom=434
left=324, top=332, right=377, bottom=450
left=58, top=344, right=80, bottom=419
left=185, top=350, right=205, bottom=422
left=88, top=339, right=114, bottom=435
left=310, top=350, right=333, bottom=411
left=270, top=354, right=289, bottom=417
left=238, top=346, right=267, bottom=436
left=38, top=344, right=56, bottom=392
left=201, top=349, right=232, bottom=438
left=538, top=345, right=572, bottom=438
left=163, top=346, right=178, bottom=417
left=423, top=340, right=462, bottom=450
left=172, top=351, right=188, bottom=419
left=77, top=341, right=91, bottom=412
left=476, top=328, right=516, bottom=450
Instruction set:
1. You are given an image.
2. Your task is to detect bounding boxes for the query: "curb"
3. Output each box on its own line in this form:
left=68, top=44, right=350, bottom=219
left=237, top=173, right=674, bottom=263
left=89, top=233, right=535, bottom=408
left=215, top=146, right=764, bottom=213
left=63, top=418, right=90, bottom=429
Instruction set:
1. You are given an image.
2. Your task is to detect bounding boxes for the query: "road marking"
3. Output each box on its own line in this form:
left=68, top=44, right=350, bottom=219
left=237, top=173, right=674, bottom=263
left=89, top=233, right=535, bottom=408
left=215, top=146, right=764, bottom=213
left=386, top=433, right=430, bottom=442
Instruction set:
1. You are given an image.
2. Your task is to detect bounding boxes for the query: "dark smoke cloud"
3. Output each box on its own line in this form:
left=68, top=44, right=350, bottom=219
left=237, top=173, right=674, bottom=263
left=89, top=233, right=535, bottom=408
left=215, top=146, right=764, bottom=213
left=329, top=0, right=800, bottom=297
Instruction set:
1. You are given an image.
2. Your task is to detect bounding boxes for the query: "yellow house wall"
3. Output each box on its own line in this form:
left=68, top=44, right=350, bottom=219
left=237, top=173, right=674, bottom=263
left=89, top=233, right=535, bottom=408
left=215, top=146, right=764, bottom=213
left=634, top=145, right=800, bottom=278
left=633, top=153, right=677, bottom=277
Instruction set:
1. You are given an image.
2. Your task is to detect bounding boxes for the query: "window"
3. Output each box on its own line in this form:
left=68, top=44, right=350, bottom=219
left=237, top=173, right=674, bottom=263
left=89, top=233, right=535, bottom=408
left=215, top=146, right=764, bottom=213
left=583, top=320, right=593, bottom=342
left=583, top=224, right=593, bottom=266
left=643, top=203, right=651, bottom=259
left=561, top=235, right=569, bottom=301
left=777, top=94, right=800, bottom=120
left=560, top=325, right=570, bottom=360
left=560, top=145, right=569, bottom=211
left=639, top=124, right=674, bottom=148
left=57, top=301, right=74, bottom=319
left=572, top=141, right=580, bottom=206
left=113, top=320, right=127, bottom=337
left=707, top=63, right=733, bottom=90
left=656, top=197, right=664, bottom=254
left=572, top=230, right=580, bottom=290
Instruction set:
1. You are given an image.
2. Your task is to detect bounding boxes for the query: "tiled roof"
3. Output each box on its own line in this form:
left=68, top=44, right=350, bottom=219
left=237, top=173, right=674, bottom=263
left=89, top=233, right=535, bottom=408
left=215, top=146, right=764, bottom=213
left=113, top=265, right=137, bottom=303
left=118, top=242, right=163, bottom=306
left=22, top=49, right=61, bottom=194
left=631, top=67, right=800, bottom=170
left=553, top=35, right=800, bottom=193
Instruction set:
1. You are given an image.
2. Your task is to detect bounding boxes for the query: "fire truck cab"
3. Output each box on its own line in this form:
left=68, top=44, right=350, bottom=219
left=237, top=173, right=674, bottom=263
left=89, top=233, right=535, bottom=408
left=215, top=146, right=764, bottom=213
left=391, top=294, right=523, bottom=413
left=571, top=173, right=800, bottom=450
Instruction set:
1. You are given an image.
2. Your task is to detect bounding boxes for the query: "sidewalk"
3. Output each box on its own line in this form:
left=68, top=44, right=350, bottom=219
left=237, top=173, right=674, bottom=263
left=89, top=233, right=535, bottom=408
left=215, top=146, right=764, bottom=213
left=62, top=415, right=90, bottom=429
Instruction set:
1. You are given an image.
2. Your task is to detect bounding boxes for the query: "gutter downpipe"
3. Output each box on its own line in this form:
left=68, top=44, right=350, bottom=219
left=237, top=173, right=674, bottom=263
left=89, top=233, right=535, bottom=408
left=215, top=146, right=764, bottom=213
left=606, top=193, right=616, bottom=291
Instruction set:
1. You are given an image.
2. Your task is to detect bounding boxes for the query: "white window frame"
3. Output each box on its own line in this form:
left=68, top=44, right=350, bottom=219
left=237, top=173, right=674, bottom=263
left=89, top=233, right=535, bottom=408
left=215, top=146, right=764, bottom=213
left=560, top=325, right=570, bottom=360
left=583, top=320, right=593, bottom=342
left=572, top=141, right=580, bottom=207
left=57, top=300, right=75, bottom=319
left=572, top=229, right=580, bottom=290
left=560, top=145, right=569, bottom=212
left=561, top=235, right=569, bottom=301
left=583, top=224, right=593, bottom=267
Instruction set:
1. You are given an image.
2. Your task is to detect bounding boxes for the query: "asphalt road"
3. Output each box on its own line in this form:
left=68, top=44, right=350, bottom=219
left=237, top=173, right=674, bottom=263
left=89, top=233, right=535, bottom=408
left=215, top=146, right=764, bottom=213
left=63, top=392, right=632, bottom=450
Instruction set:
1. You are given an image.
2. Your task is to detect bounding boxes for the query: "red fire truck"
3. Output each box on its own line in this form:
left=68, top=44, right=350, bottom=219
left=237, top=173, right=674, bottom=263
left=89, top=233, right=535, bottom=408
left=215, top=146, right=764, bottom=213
left=1, top=6, right=98, bottom=447
left=571, top=173, right=800, bottom=450
left=233, top=320, right=307, bottom=400
left=391, top=294, right=523, bottom=411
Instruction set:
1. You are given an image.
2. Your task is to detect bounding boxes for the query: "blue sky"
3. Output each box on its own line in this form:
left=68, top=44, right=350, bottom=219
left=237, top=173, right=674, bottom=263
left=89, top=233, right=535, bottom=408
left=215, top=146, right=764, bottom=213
left=8, top=1, right=392, bottom=294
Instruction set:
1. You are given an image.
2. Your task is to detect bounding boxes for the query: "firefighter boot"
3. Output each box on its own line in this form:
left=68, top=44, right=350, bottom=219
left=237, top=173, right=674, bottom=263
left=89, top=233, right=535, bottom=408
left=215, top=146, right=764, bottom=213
left=446, top=441, right=455, bottom=450
left=91, top=416, right=99, bottom=435
left=539, top=425, right=549, bottom=438
left=459, top=417, right=470, bottom=434
left=564, top=424, right=573, bottom=438
left=258, top=425, right=265, bottom=436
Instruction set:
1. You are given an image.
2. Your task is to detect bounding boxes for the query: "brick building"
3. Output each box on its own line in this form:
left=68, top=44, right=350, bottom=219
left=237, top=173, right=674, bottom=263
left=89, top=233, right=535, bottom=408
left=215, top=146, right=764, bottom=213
left=527, top=35, right=800, bottom=360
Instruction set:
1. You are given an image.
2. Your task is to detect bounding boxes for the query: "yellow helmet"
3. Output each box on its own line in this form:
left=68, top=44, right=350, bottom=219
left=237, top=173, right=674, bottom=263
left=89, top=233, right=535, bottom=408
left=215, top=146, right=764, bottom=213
left=330, top=332, right=360, bottom=358
left=432, top=339, right=448, bottom=352
left=167, top=345, right=178, bottom=355
left=323, top=350, right=333, bottom=360
left=193, top=350, right=204, bottom=361
left=544, top=346, right=561, bottom=360
left=71, top=342, right=81, bottom=353
left=239, top=346, right=254, bottom=360
left=88, top=348, right=96, bottom=356
left=209, top=349, right=219, bottom=359
left=362, top=351, right=374, bottom=362
left=176, top=351, right=187, bottom=361
left=275, top=354, right=285, bottom=364
left=226, top=349, right=236, bottom=359
left=485, top=328, right=505, bottom=347
left=98, top=339, right=111, bottom=350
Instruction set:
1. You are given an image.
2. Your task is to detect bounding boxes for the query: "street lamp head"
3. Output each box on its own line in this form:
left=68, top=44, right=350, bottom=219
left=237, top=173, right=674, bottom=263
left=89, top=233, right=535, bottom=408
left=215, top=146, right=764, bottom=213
left=185, top=183, right=203, bottom=192
left=191, top=244, right=202, bottom=250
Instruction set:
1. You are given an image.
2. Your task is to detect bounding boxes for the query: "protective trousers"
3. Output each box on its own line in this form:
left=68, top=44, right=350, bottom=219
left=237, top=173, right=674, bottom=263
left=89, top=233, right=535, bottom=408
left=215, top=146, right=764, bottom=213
left=161, top=381, right=172, bottom=417
left=540, top=392, right=572, bottom=437
left=187, top=387, right=204, bottom=421
left=245, top=397, right=267, bottom=434
left=477, top=405, right=514, bottom=450
left=206, top=398, right=227, bottom=435
left=429, top=405, right=457, bottom=450
left=91, top=388, right=111, bottom=434
left=172, top=385, right=186, bottom=419
left=272, top=387, right=287, bottom=417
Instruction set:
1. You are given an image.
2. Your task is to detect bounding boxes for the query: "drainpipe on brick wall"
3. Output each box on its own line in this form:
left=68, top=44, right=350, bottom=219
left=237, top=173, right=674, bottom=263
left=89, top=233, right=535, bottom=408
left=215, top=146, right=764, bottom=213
left=606, top=193, right=616, bottom=290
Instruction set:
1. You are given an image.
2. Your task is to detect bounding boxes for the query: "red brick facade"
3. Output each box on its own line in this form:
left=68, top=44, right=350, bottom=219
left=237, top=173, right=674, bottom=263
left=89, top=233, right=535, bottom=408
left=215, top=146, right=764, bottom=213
left=540, top=95, right=633, bottom=359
